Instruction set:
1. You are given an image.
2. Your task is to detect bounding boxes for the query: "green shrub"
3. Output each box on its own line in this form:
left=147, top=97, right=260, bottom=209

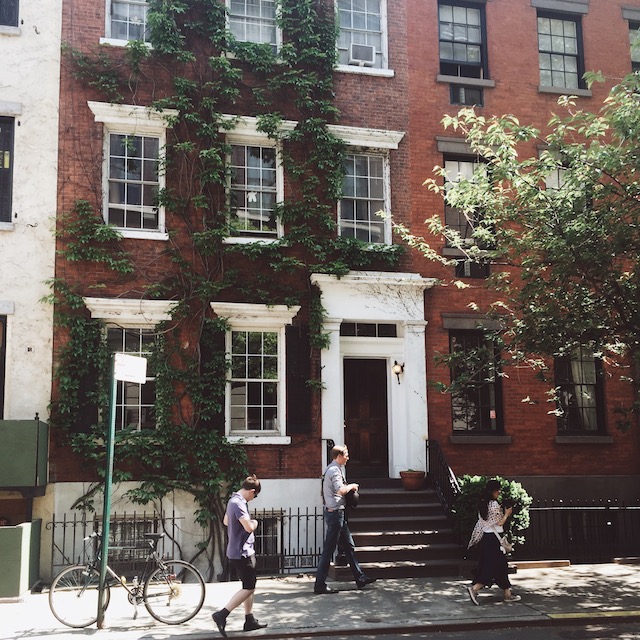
left=453, top=475, right=532, bottom=550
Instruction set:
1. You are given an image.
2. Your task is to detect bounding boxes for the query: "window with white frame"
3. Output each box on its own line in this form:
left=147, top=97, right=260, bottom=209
left=227, top=0, right=278, bottom=51
left=104, top=0, right=150, bottom=43
left=339, top=152, right=388, bottom=244
left=83, top=297, right=177, bottom=431
left=211, top=302, right=299, bottom=439
left=228, top=143, right=279, bottom=237
left=0, top=0, right=19, bottom=27
left=0, top=117, right=14, bottom=223
left=107, top=327, right=157, bottom=430
left=337, top=0, right=387, bottom=70
left=537, top=12, right=584, bottom=90
left=230, top=330, right=278, bottom=432
left=108, top=133, right=160, bottom=231
left=89, top=102, right=177, bottom=239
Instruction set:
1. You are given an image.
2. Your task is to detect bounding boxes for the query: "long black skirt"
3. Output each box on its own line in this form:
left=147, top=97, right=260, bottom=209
left=472, top=532, right=511, bottom=590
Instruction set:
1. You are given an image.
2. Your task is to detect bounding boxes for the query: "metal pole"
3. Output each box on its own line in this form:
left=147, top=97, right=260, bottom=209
left=97, top=356, right=117, bottom=629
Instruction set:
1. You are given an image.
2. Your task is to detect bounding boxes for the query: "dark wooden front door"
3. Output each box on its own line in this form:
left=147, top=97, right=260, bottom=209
left=343, top=358, right=388, bottom=478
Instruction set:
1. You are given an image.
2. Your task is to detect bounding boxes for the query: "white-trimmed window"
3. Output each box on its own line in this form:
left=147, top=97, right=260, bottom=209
left=211, top=302, right=299, bottom=442
left=537, top=13, right=584, bottom=90
left=107, top=327, right=156, bottom=430
left=102, top=0, right=150, bottom=45
left=337, top=0, right=389, bottom=72
left=229, top=143, right=279, bottom=238
left=339, top=152, right=389, bottom=244
left=83, top=298, right=178, bottom=432
left=227, top=0, right=279, bottom=51
left=88, top=102, right=178, bottom=240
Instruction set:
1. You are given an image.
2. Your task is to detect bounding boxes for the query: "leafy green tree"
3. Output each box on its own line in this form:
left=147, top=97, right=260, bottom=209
left=395, top=73, right=640, bottom=427
left=453, top=475, right=532, bottom=551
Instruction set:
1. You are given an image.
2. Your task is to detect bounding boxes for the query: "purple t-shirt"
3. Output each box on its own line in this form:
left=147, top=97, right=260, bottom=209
left=225, top=492, right=255, bottom=560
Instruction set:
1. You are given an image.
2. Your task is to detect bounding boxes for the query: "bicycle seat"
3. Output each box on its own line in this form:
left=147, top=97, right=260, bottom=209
left=143, top=533, right=164, bottom=541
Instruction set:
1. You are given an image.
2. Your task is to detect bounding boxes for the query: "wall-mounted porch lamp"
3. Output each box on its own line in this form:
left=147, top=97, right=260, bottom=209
left=392, top=360, right=405, bottom=384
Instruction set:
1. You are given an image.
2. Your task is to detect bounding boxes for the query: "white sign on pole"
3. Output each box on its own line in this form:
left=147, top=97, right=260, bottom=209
left=114, top=353, right=148, bottom=384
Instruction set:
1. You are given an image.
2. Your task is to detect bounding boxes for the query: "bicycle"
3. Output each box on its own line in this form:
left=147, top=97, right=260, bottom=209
left=48, top=531, right=206, bottom=628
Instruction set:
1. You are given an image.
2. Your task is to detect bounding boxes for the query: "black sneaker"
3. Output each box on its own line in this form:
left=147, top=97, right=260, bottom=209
left=356, top=576, right=377, bottom=589
left=212, top=610, right=228, bottom=637
left=244, top=618, right=268, bottom=631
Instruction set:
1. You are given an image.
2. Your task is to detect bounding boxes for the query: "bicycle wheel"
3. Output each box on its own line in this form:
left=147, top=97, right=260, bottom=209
left=143, top=559, right=205, bottom=624
left=49, top=565, right=111, bottom=628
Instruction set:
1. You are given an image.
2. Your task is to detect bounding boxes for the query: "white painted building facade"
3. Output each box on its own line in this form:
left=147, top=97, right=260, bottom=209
left=0, top=1, right=62, bottom=420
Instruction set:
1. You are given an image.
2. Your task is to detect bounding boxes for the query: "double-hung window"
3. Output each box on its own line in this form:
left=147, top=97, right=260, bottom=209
left=103, top=0, right=150, bottom=44
left=211, top=302, right=300, bottom=441
left=0, top=117, right=14, bottom=223
left=0, top=0, right=19, bottom=27
left=449, top=330, right=503, bottom=433
left=89, top=102, right=177, bottom=240
left=438, top=2, right=487, bottom=79
left=229, top=143, right=279, bottom=238
left=107, top=327, right=157, bottom=431
left=83, top=297, right=178, bottom=432
left=339, top=152, right=388, bottom=244
left=337, top=0, right=388, bottom=71
left=227, top=0, right=278, bottom=52
left=537, top=12, right=584, bottom=90
left=554, top=348, right=605, bottom=434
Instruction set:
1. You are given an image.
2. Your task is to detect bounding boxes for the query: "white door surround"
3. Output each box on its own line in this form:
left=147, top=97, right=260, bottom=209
left=310, top=271, right=436, bottom=477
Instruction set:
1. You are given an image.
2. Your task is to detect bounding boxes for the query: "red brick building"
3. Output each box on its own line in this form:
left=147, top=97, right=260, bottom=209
left=40, top=0, right=640, bottom=579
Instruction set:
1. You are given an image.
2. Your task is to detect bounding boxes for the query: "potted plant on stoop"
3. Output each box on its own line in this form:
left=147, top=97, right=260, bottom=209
left=399, top=469, right=425, bottom=491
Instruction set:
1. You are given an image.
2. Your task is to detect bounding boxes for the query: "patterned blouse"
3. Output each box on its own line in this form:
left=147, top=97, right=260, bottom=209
left=467, top=500, right=504, bottom=548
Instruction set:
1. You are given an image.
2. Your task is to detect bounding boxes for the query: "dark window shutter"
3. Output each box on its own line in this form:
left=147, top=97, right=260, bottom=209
left=199, top=324, right=226, bottom=433
left=0, top=117, right=14, bottom=222
left=286, top=325, right=312, bottom=434
left=73, top=372, right=99, bottom=434
left=0, top=1, right=19, bottom=27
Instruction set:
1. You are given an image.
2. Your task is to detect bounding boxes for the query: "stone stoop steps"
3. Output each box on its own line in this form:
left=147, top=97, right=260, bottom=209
left=329, top=479, right=463, bottom=581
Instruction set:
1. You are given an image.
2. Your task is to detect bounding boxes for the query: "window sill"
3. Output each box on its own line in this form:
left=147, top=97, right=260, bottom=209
left=223, top=236, right=281, bottom=245
left=100, top=37, right=152, bottom=49
left=0, top=221, right=14, bottom=231
left=555, top=435, right=613, bottom=444
left=538, top=85, right=592, bottom=98
left=227, top=435, right=291, bottom=445
left=437, top=74, right=495, bottom=88
left=117, top=229, right=169, bottom=241
left=335, top=65, right=395, bottom=78
left=0, top=26, right=20, bottom=36
left=450, top=434, right=512, bottom=444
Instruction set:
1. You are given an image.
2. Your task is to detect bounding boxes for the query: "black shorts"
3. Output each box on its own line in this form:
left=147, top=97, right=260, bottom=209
left=229, top=555, right=257, bottom=590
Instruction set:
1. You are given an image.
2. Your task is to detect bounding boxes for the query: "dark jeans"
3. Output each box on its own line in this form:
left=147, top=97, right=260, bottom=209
left=315, top=508, right=365, bottom=588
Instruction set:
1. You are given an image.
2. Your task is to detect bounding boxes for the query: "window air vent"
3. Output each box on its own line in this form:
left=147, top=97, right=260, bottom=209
left=349, top=43, right=375, bottom=67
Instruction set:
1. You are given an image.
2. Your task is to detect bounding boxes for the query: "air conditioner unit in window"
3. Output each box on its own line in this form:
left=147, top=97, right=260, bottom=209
left=349, top=43, right=375, bottom=67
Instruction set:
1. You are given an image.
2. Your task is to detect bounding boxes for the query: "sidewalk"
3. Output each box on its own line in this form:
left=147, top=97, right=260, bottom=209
left=2, top=563, right=640, bottom=640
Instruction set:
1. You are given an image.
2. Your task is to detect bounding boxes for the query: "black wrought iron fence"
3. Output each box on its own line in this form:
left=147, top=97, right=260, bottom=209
left=519, top=499, right=640, bottom=564
left=46, top=511, right=182, bottom=580
left=252, top=507, right=325, bottom=575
